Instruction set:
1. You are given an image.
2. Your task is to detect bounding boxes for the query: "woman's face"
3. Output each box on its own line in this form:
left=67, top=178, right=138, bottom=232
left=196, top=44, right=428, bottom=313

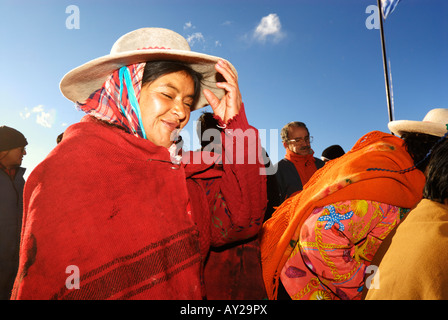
left=139, top=71, right=195, bottom=148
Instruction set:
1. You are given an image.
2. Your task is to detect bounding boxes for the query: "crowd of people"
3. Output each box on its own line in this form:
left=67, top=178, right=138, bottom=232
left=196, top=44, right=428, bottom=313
left=1, top=27, right=448, bottom=300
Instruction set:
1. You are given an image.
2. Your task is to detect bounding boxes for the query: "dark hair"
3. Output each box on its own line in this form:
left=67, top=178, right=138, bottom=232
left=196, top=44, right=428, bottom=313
left=57, top=132, right=64, bottom=144
left=367, top=131, right=444, bottom=174
left=401, top=132, right=441, bottom=172
left=196, top=112, right=221, bottom=149
left=423, top=138, right=448, bottom=203
left=322, top=144, right=345, bottom=161
left=280, top=121, right=309, bottom=143
left=142, top=60, right=204, bottom=107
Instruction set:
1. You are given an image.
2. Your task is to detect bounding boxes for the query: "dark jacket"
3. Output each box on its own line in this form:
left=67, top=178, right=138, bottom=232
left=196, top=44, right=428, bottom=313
left=0, top=167, right=25, bottom=300
left=274, top=157, right=324, bottom=201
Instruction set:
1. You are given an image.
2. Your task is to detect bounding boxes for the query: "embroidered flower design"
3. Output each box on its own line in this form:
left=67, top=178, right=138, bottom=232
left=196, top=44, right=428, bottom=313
left=317, top=205, right=354, bottom=231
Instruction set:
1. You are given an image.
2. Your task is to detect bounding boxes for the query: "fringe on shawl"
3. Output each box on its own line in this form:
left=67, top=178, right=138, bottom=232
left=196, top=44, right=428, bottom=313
left=261, top=131, right=426, bottom=299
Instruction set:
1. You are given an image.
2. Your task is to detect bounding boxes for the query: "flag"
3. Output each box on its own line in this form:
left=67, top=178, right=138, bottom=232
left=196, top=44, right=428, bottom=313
left=380, top=0, right=402, bottom=19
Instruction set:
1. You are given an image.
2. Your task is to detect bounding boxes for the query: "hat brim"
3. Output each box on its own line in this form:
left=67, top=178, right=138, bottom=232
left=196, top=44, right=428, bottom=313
left=60, top=49, right=237, bottom=111
left=388, top=120, right=447, bottom=137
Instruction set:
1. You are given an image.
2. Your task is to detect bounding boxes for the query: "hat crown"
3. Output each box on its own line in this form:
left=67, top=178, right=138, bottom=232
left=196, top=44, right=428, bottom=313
left=110, top=28, right=191, bottom=54
left=388, top=108, right=448, bottom=137
left=422, top=108, right=448, bottom=124
left=60, top=27, right=234, bottom=110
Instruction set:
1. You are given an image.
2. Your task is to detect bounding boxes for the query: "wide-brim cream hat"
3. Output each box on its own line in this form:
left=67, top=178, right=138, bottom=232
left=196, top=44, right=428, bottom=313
left=60, top=27, right=237, bottom=111
left=388, top=108, right=448, bottom=137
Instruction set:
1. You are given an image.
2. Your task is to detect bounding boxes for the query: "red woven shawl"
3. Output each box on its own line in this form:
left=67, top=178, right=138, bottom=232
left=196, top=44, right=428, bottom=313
left=12, top=117, right=222, bottom=300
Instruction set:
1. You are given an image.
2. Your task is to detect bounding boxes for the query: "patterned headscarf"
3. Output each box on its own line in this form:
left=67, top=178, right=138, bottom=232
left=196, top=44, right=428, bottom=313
left=76, top=63, right=147, bottom=138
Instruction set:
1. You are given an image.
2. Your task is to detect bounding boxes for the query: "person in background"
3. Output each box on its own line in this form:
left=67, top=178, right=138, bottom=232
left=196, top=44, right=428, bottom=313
left=274, top=121, right=324, bottom=201
left=11, top=27, right=267, bottom=300
left=56, top=132, right=64, bottom=144
left=261, top=108, right=448, bottom=300
left=0, top=126, right=27, bottom=299
left=365, top=111, right=448, bottom=300
left=196, top=112, right=222, bottom=153
left=321, top=144, right=345, bottom=163
left=196, top=112, right=280, bottom=221
left=195, top=111, right=267, bottom=299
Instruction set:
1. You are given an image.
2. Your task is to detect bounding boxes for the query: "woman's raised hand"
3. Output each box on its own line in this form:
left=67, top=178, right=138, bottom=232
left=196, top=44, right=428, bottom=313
left=203, top=59, right=242, bottom=124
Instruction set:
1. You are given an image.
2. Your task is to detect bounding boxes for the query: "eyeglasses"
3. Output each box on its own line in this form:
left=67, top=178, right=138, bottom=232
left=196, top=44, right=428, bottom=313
left=287, top=136, right=313, bottom=144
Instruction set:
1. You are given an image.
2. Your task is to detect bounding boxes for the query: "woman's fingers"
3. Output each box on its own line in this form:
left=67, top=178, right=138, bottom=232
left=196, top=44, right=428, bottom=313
left=216, top=60, right=237, bottom=85
left=203, top=88, right=220, bottom=110
left=204, top=59, right=241, bottom=123
left=216, top=60, right=242, bottom=106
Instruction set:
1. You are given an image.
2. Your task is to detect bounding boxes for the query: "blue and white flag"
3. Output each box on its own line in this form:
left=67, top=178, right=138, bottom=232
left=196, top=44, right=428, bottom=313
left=380, top=0, right=402, bottom=19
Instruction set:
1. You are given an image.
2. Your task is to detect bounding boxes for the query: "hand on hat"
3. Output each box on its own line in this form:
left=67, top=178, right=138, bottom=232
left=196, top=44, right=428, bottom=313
left=203, top=59, right=242, bottom=124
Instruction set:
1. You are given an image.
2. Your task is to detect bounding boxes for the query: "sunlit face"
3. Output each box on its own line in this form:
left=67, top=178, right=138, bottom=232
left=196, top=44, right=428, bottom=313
left=0, top=146, right=26, bottom=169
left=284, top=126, right=312, bottom=156
left=139, top=71, right=195, bottom=148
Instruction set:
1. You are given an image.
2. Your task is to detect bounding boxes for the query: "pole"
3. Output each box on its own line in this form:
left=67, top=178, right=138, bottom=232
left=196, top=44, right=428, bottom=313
left=377, top=0, right=394, bottom=123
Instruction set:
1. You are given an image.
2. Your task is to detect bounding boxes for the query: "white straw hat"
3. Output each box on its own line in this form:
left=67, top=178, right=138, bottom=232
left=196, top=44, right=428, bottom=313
left=388, top=108, right=448, bottom=137
left=60, top=27, right=237, bottom=111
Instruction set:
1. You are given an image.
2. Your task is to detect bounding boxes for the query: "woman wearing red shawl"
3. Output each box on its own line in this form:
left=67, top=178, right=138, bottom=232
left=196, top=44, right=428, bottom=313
left=261, top=108, right=448, bottom=300
left=11, top=28, right=267, bottom=300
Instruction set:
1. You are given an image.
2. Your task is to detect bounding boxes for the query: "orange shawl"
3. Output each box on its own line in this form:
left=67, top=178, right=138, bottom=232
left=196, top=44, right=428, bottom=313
left=260, top=131, right=426, bottom=299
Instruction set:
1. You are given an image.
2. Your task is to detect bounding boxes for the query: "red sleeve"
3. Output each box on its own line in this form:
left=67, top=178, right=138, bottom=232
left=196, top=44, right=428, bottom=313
left=206, top=104, right=268, bottom=247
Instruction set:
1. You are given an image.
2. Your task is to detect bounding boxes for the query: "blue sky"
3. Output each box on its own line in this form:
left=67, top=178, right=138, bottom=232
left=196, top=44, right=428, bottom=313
left=1, top=0, right=447, bottom=178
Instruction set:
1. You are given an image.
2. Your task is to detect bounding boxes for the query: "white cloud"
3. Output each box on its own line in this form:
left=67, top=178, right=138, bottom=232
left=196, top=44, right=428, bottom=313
left=186, top=32, right=205, bottom=47
left=19, top=107, right=31, bottom=119
left=183, top=21, right=222, bottom=50
left=32, top=105, right=44, bottom=113
left=184, top=21, right=194, bottom=30
left=253, top=13, right=285, bottom=43
left=20, top=105, right=56, bottom=128
left=36, top=110, right=55, bottom=128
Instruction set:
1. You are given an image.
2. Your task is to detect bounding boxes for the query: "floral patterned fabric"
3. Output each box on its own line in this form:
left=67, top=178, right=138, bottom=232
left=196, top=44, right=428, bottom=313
left=261, top=131, right=425, bottom=300
left=280, top=200, right=409, bottom=300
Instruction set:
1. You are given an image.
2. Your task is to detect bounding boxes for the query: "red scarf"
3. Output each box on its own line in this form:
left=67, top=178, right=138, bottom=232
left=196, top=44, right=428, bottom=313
left=284, top=148, right=317, bottom=187
left=0, top=163, right=16, bottom=180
